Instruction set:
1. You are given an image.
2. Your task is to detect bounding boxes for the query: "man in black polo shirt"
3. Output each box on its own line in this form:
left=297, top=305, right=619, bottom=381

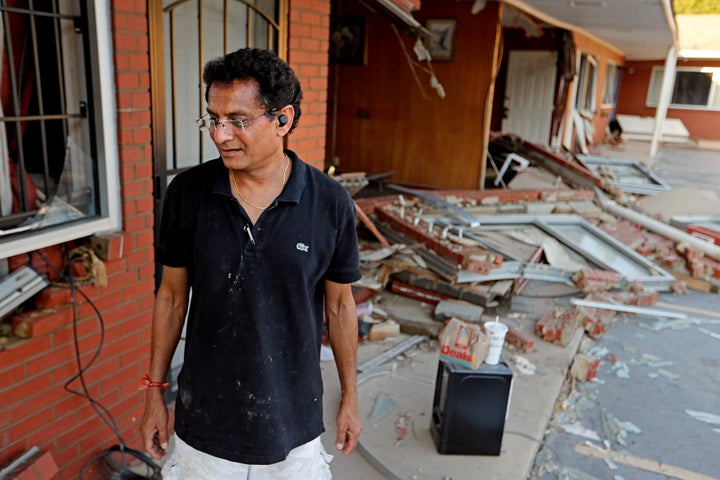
left=140, top=48, right=362, bottom=479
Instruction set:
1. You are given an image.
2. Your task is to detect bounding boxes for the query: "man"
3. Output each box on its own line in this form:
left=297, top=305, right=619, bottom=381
left=140, top=48, right=362, bottom=479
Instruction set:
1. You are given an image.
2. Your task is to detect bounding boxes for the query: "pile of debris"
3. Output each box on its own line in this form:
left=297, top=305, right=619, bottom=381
left=347, top=133, right=720, bottom=364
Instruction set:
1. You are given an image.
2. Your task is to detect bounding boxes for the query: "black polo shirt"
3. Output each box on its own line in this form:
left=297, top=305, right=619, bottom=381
left=156, top=150, right=361, bottom=464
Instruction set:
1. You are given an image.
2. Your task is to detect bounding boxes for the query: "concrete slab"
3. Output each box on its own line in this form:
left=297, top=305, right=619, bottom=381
left=321, top=293, right=584, bottom=479
left=592, top=140, right=657, bottom=169
left=634, top=186, right=720, bottom=220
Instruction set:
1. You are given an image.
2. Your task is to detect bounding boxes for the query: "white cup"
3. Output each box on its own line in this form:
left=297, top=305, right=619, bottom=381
left=484, top=320, right=508, bottom=365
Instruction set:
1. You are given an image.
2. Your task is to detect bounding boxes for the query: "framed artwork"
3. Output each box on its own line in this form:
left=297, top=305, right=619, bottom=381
left=330, top=17, right=366, bottom=65
left=426, top=18, right=457, bottom=61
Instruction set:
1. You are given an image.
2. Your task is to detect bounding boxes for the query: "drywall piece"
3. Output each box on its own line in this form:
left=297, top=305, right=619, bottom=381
left=454, top=228, right=541, bottom=263
left=635, top=186, right=720, bottom=220
left=507, top=167, right=569, bottom=190
left=616, top=114, right=690, bottom=143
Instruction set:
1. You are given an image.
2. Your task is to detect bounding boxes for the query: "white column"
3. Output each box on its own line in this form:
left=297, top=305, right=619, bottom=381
left=0, top=22, right=10, bottom=216
left=650, top=45, right=677, bottom=158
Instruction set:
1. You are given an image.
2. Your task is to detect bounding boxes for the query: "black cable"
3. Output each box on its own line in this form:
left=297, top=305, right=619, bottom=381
left=36, top=250, right=160, bottom=479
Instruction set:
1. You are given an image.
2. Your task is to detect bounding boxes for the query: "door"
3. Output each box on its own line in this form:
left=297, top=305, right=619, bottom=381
left=502, top=50, right=557, bottom=146
left=148, top=0, right=287, bottom=391
left=150, top=0, right=287, bottom=280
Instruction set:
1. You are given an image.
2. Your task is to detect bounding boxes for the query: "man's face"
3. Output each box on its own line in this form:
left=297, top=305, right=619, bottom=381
left=205, top=79, right=281, bottom=170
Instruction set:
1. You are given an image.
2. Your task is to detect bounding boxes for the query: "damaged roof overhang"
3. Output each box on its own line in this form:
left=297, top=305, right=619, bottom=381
left=501, top=0, right=678, bottom=60
left=360, top=0, right=431, bottom=38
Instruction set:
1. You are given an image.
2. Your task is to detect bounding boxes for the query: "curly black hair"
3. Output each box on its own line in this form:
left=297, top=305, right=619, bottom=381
left=202, top=48, right=303, bottom=133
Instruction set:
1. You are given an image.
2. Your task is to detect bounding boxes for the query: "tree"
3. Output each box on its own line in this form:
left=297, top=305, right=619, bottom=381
left=674, top=0, right=720, bottom=14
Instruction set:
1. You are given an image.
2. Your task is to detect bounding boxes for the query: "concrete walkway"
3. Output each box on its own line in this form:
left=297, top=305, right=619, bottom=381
left=321, top=291, right=583, bottom=480
left=319, top=139, right=720, bottom=479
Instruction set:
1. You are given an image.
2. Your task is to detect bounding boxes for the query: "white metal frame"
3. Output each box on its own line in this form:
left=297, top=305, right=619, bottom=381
left=647, top=65, right=720, bottom=110
left=0, top=1, right=120, bottom=259
left=575, top=51, right=598, bottom=115
left=426, top=214, right=677, bottom=291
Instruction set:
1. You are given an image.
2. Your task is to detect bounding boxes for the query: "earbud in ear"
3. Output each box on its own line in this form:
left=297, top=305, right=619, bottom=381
left=278, top=114, right=288, bottom=127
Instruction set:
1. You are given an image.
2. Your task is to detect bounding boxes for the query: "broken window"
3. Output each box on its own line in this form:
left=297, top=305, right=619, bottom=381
left=575, top=52, right=598, bottom=114
left=647, top=67, right=720, bottom=109
left=602, top=62, right=620, bottom=106
left=425, top=214, right=676, bottom=290
left=0, top=1, right=119, bottom=259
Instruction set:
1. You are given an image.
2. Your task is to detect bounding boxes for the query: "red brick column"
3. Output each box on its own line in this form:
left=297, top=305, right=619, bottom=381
left=0, top=3, right=155, bottom=477
left=286, top=0, right=331, bottom=170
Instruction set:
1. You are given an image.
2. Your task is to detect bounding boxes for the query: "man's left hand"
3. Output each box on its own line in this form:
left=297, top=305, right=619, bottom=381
left=335, top=397, right=362, bottom=454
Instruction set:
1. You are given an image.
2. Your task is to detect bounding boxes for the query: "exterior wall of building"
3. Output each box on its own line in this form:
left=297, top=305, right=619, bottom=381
left=287, top=0, right=333, bottom=170
left=0, top=0, right=332, bottom=476
left=571, top=31, right=626, bottom=146
left=0, top=2, right=155, bottom=476
left=616, top=58, right=720, bottom=141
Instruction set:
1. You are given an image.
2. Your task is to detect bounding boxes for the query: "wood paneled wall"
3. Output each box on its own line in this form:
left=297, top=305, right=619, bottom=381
left=327, top=0, right=502, bottom=189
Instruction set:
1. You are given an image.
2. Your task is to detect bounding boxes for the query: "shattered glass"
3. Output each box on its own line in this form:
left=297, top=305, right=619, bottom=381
left=11, top=136, right=95, bottom=234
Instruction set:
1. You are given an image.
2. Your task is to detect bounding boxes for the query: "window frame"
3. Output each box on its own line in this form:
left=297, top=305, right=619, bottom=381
left=646, top=66, right=720, bottom=110
left=602, top=62, right=620, bottom=107
left=575, top=52, right=599, bottom=115
left=0, top=1, right=120, bottom=259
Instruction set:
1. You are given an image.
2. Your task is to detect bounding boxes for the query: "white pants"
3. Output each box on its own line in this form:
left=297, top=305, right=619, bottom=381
left=161, top=434, right=333, bottom=480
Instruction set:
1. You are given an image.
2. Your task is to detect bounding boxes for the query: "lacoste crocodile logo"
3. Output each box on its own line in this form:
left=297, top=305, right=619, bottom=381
left=296, top=242, right=309, bottom=253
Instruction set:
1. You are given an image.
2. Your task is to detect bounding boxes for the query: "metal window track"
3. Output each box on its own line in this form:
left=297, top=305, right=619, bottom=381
left=0, top=266, right=49, bottom=318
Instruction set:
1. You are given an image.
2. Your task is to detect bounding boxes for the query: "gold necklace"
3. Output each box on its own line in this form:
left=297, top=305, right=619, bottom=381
left=230, top=154, right=290, bottom=210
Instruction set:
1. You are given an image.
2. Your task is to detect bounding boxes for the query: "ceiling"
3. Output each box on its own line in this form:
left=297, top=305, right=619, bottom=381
left=503, top=0, right=677, bottom=60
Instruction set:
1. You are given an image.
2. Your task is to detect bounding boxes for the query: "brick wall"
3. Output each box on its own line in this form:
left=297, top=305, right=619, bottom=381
left=287, top=0, right=332, bottom=170
left=0, top=2, right=155, bottom=477
left=617, top=59, right=720, bottom=141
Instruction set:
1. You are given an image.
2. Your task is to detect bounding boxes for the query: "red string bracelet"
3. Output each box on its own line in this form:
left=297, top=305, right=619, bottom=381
left=139, top=373, right=169, bottom=391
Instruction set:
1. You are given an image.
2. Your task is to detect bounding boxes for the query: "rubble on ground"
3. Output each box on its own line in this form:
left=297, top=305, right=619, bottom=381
left=347, top=132, right=720, bottom=361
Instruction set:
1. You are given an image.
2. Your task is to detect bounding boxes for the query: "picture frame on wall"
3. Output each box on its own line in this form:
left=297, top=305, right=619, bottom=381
left=426, top=18, right=457, bottom=61
left=330, top=17, right=366, bottom=65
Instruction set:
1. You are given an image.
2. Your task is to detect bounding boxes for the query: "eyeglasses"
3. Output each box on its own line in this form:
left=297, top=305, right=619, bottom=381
left=196, top=112, right=268, bottom=133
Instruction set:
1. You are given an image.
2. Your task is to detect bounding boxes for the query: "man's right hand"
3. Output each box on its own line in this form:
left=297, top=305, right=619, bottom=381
left=140, top=392, right=170, bottom=459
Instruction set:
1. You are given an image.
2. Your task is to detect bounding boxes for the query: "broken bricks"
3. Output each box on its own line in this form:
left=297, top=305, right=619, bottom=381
left=572, top=269, right=621, bottom=293
left=536, top=308, right=579, bottom=347
left=570, top=353, right=601, bottom=381
left=575, top=305, right=616, bottom=340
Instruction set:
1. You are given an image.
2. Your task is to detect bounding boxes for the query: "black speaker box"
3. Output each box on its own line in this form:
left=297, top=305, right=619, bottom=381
left=430, top=359, right=513, bottom=455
